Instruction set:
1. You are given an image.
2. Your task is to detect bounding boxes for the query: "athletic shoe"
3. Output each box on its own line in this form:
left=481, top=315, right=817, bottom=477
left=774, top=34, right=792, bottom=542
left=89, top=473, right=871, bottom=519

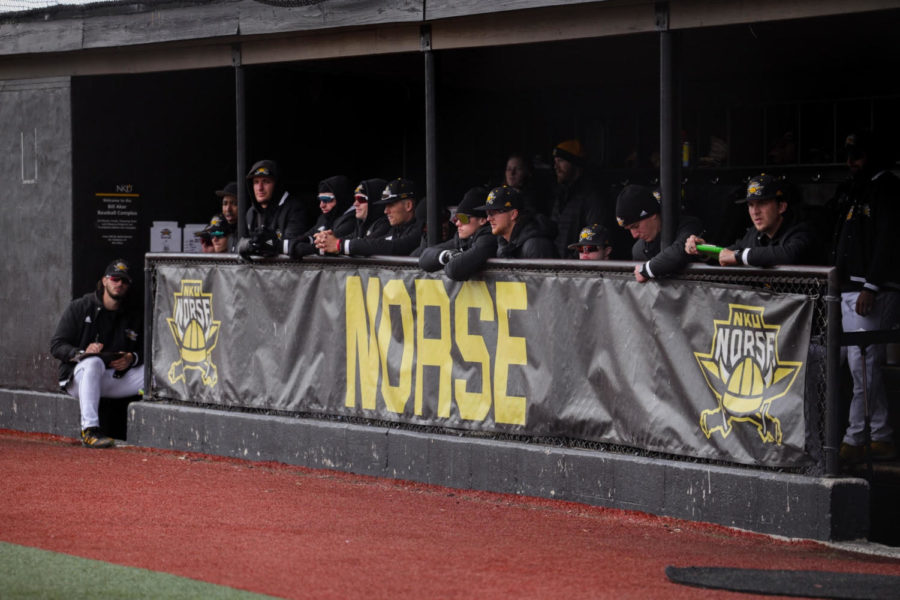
left=81, top=427, right=115, bottom=448
left=840, top=441, right=898, bottom=463
left=870, top=441, right=898, bottom=461
left=840, top=443, right=864, bottom=464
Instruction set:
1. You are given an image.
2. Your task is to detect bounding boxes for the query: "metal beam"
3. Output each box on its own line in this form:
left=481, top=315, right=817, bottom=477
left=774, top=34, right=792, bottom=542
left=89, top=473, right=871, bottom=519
left=233, top=45, right=248, bottom=237
left=423, top=25, right=439, bottom=246
left=658, top=2, right=678, bottom=247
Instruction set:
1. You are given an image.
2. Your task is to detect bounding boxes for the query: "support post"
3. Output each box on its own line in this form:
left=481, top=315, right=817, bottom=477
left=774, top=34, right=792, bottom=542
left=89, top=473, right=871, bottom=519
left=423, top=25, right=439, bottom=246
left=143, top=258, right=153, bottom=399
left=233, top=45, right=248, bottom=237
left=657, top=3, right=678, bottom=247
left=825, top=269, right=842, bottom=476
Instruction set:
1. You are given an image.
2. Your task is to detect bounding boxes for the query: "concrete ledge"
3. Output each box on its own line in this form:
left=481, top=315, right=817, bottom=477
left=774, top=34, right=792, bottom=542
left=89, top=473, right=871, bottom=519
left=124, top=402, right=869, bottom=542
left=0, top=389, right=80, bottom=437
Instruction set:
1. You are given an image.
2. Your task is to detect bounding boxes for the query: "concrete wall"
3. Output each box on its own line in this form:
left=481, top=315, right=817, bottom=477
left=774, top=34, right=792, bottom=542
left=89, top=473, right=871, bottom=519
left=0, top=77, right=72, bottom=391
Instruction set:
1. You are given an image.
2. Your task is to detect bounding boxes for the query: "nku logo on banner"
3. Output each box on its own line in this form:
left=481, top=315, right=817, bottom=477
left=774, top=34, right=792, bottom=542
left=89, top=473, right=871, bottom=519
left=694, top=304, right=801, bottom=445
left=167, top=279, right=220, bottom=387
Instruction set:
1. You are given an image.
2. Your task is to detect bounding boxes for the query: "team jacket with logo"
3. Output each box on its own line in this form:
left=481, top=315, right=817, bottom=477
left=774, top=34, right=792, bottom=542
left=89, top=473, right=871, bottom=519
left=50, top=290, right=143, bottom=387
left=833, top=169, right=900, bottom=292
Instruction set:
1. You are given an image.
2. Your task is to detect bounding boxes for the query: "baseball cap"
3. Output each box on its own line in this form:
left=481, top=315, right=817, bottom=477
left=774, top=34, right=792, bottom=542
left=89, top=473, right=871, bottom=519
left=552, top=139, right=586, bottom=166
left=104, top=259, right=132, bottom=283
left=374, top=178, right=416, bottom=205
left=474, top=185, right=524, bottom=213
left=194, top=214, right=229, bottom=238
left=245, top=160, right=279, bottom=181
left=215, top=182, right=238, bottom=197
left=568, top=224, right=611, bottom=250
left=615, top=185, right=660, bottom=227
left=455, top=187, right=488, bottom=219
left=737, top=174, right=789, bottom=204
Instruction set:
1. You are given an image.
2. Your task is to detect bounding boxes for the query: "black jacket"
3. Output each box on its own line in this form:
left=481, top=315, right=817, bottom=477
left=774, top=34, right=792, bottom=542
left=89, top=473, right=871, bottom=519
left=345, top=216, right=423, bottom=257
left=634, top=215, right=704, bottom=279
left=245, top=184, right=309, bottom=253
left=50, top=290, right=143, bottom=387
left=833, top=168, right=900, bottom=292
left=551, top=174, right=606, bottom=259
left=353, top=214, right=390, bottom=241
left=727, top=208, right=820, bottom=267
left=289, top=175, right=357, bottom=258
left=419, top=224, right=498, bottom=281
left=497, top=213, right=558, bottom=259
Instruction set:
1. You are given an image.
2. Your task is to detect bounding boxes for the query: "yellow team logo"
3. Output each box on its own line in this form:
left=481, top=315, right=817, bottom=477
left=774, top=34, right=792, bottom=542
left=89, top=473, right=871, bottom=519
left=167, top=280, right=220, bottom=387
left=694, top=304, right=801, bottom=444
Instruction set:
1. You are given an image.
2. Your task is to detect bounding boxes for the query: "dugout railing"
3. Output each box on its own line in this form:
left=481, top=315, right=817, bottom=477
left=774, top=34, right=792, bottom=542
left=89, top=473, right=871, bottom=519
left=143, top=254, right=839, bottom=476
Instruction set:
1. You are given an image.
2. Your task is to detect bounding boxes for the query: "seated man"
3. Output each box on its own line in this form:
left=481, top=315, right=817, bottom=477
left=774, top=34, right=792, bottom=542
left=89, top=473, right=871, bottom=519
left=478, top=185, right=557, bottom=259
left=49, top=259, right=144, bottom=448
left=195, top=214, right=230, bottom=254
left=615, top=184, right=703, bottom=282
left=684, top=174, right=820, bottom=267
left=568, top=223, right=613, bottom=261
left=288, top=175, right=356, bottom=258
left=316, top=178, right=423, bottom=257
left=419, top=186, right=498, bottom=280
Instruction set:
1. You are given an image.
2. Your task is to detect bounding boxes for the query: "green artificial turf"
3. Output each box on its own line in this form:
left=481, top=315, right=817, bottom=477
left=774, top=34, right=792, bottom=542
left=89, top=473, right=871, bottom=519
left=0, top=542, right=280, bottom=599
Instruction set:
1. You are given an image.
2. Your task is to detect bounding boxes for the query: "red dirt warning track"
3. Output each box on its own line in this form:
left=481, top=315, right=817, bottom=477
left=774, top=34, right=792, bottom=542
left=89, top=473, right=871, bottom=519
left=2, top=430, right=898, bottom=599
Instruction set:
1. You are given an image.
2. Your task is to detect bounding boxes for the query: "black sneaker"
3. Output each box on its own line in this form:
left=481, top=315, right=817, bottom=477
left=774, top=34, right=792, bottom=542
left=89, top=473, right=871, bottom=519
left=81, top=427, right=115, bottom=448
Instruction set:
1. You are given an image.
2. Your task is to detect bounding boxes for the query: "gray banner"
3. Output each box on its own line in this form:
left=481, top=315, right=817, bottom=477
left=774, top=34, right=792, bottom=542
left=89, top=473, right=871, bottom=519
left=152, top=262, right=814, bottom=467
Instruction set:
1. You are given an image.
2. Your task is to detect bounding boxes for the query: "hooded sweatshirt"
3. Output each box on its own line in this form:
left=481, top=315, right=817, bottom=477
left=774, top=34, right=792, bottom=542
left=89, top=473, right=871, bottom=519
left=288, top=175, right=356, bottom=258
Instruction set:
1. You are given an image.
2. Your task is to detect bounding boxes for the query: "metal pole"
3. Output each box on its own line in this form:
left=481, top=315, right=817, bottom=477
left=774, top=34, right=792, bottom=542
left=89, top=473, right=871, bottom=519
left=423, top=25, right=439, bottom=246
left=234, top=45, right=248, bottom=237
left=825, top=268, right=841, bottom=477
left=657, top=3, right=677, bottom=247
left=142, top=258, right=153, bottom=400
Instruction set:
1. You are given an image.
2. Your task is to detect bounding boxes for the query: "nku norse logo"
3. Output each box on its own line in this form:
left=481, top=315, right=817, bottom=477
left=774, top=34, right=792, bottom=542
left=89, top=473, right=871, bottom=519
left=694, top=304, right=801, bottom=444
left=167, top=279, right=220, bottom=387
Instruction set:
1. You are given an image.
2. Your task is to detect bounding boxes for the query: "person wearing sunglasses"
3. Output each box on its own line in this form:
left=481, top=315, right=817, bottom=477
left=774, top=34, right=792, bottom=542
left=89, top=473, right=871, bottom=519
left=477, top=185, right=557, bottom=259
left=195, top=214, right=231, bottom=254
left=419, top=186, right=498, bottom=281
left=567, top=223, right=613, bottom=261
left=317, top=178, right=423, bottom=257
left=287, top=175, right=356, bottom=258
left=615, top=184, right=703, bottom=283
left=50, top=259, right=144, bottom=448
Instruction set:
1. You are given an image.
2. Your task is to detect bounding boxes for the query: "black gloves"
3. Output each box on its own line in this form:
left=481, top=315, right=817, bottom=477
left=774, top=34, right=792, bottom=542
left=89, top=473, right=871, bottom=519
left=438, top=249, right=461, bottom=265
left=238, top=228, right=281, bottom=259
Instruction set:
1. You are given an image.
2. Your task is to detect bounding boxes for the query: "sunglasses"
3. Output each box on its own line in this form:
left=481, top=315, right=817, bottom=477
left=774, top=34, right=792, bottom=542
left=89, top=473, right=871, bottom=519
left=354, top=194, right=368, bottom=204
left=485, top=209, right=511, bottom=217
left=455, top=213, right=474, bottom=225
left=107, top=276, right=130, bottom=284
left=577, top=245, right=604, bottom=254
left=318, top=194, right=336, bottom=203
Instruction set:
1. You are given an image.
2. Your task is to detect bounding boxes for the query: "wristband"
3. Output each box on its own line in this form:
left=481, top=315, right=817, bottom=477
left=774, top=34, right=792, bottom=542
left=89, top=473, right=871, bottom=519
left=335, top=238, right=341, bottom=254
